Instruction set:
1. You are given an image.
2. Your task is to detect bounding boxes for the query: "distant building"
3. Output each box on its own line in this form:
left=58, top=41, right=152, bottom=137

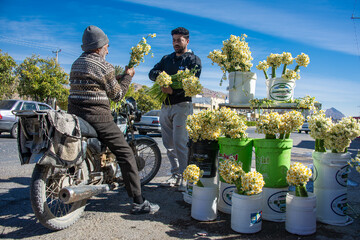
left=192, top=95, right=225, bottom=113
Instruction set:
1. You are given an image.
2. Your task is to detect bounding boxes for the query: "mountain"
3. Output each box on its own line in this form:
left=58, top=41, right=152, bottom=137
left=325, top=107, right=345, bottom=120
left=132, top=83, right=227, bottom=99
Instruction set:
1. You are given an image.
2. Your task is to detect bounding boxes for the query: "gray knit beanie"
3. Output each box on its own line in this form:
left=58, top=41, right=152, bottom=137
left=81, top=25, right=109, bottom=52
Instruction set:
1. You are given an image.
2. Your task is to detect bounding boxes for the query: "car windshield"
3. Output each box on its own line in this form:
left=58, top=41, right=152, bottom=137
left=144, top=110, right=160, bottom=117
left=0, top=100, right=17, bottom=110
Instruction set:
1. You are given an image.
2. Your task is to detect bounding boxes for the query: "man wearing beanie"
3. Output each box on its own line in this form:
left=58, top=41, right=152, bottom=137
left=68, top=25, right=159, bottom=214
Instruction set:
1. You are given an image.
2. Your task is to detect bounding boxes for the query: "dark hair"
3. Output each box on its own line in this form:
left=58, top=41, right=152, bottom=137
left=171, top=27, right=189, bottom=39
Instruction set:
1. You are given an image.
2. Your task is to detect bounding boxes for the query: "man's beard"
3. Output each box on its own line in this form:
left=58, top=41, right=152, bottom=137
left=174, top=45, right=186, bottom=54
left=99, top=47, right=107, bottom=59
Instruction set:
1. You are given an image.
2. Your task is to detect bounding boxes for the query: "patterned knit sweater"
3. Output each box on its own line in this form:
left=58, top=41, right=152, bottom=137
left=68, top=52, right=132, bottom=123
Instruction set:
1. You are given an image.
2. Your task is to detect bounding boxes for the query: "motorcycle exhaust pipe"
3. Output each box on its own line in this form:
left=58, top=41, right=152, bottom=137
left=59, top=184, right=110, bottom=204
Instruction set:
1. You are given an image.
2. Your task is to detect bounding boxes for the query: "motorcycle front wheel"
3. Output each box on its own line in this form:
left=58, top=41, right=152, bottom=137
left=30, top=161, right=90, bottom=230
left=131, top=138, right=162, bottom=185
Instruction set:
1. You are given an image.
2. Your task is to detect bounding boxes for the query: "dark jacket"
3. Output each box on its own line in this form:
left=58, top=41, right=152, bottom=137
left=149, top=51, right=202, bottom=105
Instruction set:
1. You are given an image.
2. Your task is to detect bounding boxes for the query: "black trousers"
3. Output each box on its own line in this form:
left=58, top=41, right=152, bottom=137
left=90, top=120, right=142, bottom=198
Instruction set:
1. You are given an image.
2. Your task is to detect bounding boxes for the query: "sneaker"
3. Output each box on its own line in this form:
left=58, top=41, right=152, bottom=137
left=177, top=177, right=186, bottom=192
left=160, top=174, right=181, bottom=187
left=131, top=200, right=160, bottom=215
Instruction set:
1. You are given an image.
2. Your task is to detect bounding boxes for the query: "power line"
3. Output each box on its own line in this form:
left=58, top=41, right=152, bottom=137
left=0, top=35, right=79, bottom=57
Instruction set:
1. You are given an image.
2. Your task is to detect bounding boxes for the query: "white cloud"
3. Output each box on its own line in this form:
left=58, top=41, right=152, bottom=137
left=122, top=0, right=357, bottom=55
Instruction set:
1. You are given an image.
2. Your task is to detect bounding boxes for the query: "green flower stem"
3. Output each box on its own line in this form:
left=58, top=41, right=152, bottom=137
left=294, top=65, right=300, bottom=72
left=315, top=139, right=326, bottom=152
left=263, top=70, right=269, bottom=79
left=196, top=180, right=204, bottom=187
left=271, top=67, right=276, bottom=78
left=295, top=185, right=308, bottom=197
left=279, top=133, right=290, bottom=139
left=235, top=177, right=242, bottom=194
left=265, top=134, right=276, bottom=139
left=282, top=64, right=287, bottom=75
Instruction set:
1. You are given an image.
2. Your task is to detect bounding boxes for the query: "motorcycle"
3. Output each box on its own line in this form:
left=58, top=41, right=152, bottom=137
left=14, top=97, right=162, bottom=230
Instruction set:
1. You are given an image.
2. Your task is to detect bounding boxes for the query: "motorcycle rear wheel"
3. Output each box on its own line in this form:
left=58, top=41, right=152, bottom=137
left=132, top=139, right=162, bottom=185
left=30, top=161, right=90, bottom=230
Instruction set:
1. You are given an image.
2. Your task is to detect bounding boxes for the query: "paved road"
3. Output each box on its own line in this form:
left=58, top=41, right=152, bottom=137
left=1, top=130, right=360, bottom=239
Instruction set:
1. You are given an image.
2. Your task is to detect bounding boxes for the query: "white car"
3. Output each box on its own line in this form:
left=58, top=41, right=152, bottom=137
left=298, top=121, right=310, bottom=134
left=0, top=99, right=53, bottom=138
left=134, top=110, right=161, bottom=135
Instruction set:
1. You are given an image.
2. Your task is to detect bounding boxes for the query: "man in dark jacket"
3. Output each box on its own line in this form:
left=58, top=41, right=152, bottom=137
left=149, top=27, right=201, bottom=191
left=68, top=25, right=159, bottom=214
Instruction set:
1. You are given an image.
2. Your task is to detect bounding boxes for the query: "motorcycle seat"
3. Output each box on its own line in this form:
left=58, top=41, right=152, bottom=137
left=78, top=117, right=98, bottom=138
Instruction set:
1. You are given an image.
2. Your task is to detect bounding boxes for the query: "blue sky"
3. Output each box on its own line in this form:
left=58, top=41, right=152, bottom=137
left=1, top=0, right=360, bottom=116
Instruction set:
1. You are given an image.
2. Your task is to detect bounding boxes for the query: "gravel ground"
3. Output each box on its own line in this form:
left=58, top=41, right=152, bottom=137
left=1, top=132, right=360, bottom=240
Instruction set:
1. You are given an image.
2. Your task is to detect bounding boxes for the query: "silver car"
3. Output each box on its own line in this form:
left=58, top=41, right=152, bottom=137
left=134, top=110, right=161, bottom=135
left=0, top=99, right=53, bottom=138
left=298, top=121, right=310, bottom=134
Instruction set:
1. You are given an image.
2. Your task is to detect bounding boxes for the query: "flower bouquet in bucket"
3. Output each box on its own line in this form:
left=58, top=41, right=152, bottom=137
left=254, top=110, right=304, bottom=188
left=183, top=164, right=218, bottom=221
left=256, top=52, right=310, bottom=101
left=287, top=162, right=313, bottom=197
left=307, top=110, right=360, bottom=153
left=147, top=68, right=202, bottom=104
left=219, top=157, right=265, bottom=233
left=186, top=109, right=222, bottom=178
left=217, top=108, right=252, bottom=213
left=208, top=34, right=256, bottom=104
left=308, top=111, right=360, bottom=225
left=183, top=164, right=204, bottom=187
left=285, top=162, right=316, bottom=235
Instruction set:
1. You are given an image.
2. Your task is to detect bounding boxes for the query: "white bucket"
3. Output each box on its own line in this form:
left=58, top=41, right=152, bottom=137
left=262, top=187, right=288, bottom=222
left=183, top=177, right=218, bottom=205
left=285, top=192, right=316, bottom=235
left=231, top=192, right=263, bottom=234
left=314, top=188, right=353, bottom=225
left=313, top=151, right=350, bottom=189
left=312, top=151, right=353, bottom=225
left=228, top=71, right=257, bottom=104
left=266, top=77, right=296, bottom=101
left=191, top=185, right=218, bottom=221
left=218, top=181, right=236, bottom=214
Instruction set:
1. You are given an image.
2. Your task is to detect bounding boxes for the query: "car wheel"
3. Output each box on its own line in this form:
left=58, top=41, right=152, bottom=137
left=139, top=130, right=147, bottom=135
left=305, top=131, right=308, bottom=134
left=11, top=123, right=18, bottom=138
left=298, top=130, right=301, bottom=133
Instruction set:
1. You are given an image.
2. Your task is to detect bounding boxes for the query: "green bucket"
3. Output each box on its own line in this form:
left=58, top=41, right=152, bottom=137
left=218, top=137, right=253, bottom=182
left=254, top=139, right=293, bottom=188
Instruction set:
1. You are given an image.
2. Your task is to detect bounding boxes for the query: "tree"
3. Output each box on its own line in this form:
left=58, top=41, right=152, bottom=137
left=0, top=50, right=18, bottom=100
left=134, top=86, right=161, bottom=112
left=16, top=55, right=69, bottom=104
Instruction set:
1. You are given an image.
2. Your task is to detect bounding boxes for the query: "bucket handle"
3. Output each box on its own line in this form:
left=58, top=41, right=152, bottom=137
left=328, top=160, right=349, bottom=167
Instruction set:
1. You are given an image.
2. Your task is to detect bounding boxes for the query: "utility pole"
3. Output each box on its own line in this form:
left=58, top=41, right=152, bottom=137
left=51, top=49, right=61, bottom=110
left=52, top=49, right=61, bottom=64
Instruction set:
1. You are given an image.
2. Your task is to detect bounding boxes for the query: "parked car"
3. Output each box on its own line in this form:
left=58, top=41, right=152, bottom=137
left=0, top=99, right=53, bottom=138
left=298, top=121, right=310, bottom=134
left=134, top=110, right=161, bottom=135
